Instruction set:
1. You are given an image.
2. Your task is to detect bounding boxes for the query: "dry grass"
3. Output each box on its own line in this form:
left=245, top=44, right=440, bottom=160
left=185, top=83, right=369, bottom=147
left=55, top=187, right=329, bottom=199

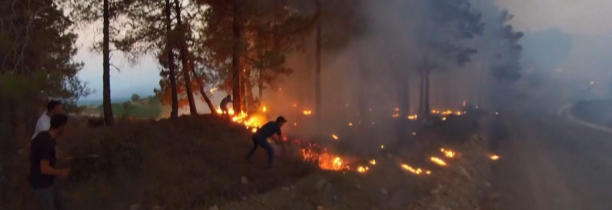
left=4, top=115, right=315, bottom=210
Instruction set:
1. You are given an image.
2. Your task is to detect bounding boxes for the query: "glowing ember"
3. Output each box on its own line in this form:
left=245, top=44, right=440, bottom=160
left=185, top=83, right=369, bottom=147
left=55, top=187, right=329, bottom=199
left=392, top=113, right=400, bottom=118
left=490, top=154, right=499, bottom=161
left=209, top=88, right=217, bottom=93
left=440, top=148, right=456, bottom=158
left=430, top=157, right=447, bottom=166
left=293, top=122, right=297, bottom=126
left=401, top=164, right=430, bottom=175
left=332, top=134, right=339, bottom=140
left=441, top=117, right=447, bottom=121
left=357, top=166, right=368, bottom=173
left=412, top=132, right=416, bottom=135
left=348, top=122, right=353, bottom=126
left=408, top=115, right=418, bottom=120
left=262, top=106, right=267, bottom=112
left=303, top=110, right=312, bottom=115
left=251, top=128, right=257, bottom=133
left=369, top=159, right=376, bottom=165
left=293, top=103, right=297, bottom=107
left=394, top=108, right=399, bottom=112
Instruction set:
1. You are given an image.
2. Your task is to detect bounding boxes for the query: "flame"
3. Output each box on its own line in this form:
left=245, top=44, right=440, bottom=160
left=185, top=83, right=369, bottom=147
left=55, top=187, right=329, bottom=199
left=401, top=164, right=430, bottom=175
left=332, top=134, right=339, bottom=140
left=392, top=113, right=400, bottom=118
left=303, top=110, right=312, bottom=115
left=357, top=166, right=368, bottom=173
left=262, top=106, right=267, bottom=112
left=394, top=108, right=400, bottom=112
left=408, top=115, right=418, bottom=120
left=440, top=148, right=455, bottom=158
left=430, top=157, right=447, bottom=166
left=209, top=88, right=217, bottom=93
left=441, top=117, right=447, bottom=121
left=348, top=122, right=353, bottom=126
left=251, top=128, right=257, bottom=133
left=369, top=159, right=376, bottom=165
left=490, top=154, right=499, bottom=161
left=380, top=145, right=384, bottom=149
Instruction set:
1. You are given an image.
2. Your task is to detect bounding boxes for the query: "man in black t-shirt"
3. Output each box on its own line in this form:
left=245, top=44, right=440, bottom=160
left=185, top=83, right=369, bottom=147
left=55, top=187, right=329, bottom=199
left=246, top=116, right=287, bottom=168
left=30, top=114, right=70, bottom=210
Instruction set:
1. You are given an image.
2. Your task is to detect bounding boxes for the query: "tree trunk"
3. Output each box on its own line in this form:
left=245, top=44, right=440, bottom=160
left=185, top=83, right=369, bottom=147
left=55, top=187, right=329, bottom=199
left=174, top=0, right=198, bottom=115
left=102, top=0, right=114, bottom=126
left=314, top=0, right=322, bottom=125
left=424, top=69, right=431, bottom=115
left=232, top=0, right=243, bottom=113
left=165, top=0, right=179, bottom=120
left=189, top=59, right=216, bottom=114
left=418, top=70, right=424, bottom=115
left=258, top=69, right=264, bottom=99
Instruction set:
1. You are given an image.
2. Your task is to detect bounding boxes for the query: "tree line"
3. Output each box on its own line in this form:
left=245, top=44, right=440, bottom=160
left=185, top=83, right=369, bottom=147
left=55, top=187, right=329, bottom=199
left=0, top=0, right=524, bottom=152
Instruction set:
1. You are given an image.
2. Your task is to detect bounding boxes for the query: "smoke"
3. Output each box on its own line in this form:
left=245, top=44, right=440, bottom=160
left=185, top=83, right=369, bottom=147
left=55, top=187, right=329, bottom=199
left=261, top=0, right=492, bottom=142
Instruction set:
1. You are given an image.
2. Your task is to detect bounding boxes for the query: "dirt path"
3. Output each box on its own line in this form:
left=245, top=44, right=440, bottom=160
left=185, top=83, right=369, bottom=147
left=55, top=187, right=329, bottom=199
left=493, top=111, right=612, bottom=210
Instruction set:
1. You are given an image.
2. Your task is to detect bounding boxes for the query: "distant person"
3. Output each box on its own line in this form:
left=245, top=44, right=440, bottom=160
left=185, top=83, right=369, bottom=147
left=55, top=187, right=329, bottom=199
left=32, top=100, right=63, bottom=140
left=246, top=116, right=287, bottom=168
left=220, top=95, right=232, bottom=118
left=29, top=114, right=70, bottom=210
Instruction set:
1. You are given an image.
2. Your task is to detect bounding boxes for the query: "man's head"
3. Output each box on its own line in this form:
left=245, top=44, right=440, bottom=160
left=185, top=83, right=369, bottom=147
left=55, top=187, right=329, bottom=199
left=276, top=116, right=287, bottom=127
left=49, top=114, right=69, bottom=136
left=226, top=95, right=232, bottom=99
left=46, top=100, right=63, bottom=115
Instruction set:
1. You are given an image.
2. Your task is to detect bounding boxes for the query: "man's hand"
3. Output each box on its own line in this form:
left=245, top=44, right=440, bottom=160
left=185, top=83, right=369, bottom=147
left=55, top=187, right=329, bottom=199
left=58, top=169, right=70, bottom=179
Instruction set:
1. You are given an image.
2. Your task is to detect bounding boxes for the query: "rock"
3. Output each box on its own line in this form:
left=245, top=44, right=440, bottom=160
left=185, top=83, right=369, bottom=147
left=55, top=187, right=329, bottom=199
left=241, top=176, right=248, bottom=184
left=316, top=205, right=326, bottom=210
left=209, top=205, right=219, bottom=210
left=381, top=188, right=388, bottom=195
left=129, top=204, right=141, bottom=210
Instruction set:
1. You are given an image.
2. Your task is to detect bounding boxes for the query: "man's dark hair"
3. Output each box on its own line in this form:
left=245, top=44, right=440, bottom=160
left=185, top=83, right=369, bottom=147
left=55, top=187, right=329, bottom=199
left=46, top=100, right=62, bottom=112
left=226, top=95, right=231, bottom=99
left=276, top=116, right=287, bottom=123
left=50, top=114, right=69, bottom=129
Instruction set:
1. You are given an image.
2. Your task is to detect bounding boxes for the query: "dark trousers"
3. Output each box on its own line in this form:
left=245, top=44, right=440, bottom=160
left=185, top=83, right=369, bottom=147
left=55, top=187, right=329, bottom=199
left=246, top=136, right=274, bottom=166
left=32, top=181, right=66, bottom=210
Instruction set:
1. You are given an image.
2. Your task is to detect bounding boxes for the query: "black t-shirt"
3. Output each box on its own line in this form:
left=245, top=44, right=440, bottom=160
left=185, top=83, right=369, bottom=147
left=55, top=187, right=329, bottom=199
left=220, top=97, right=232, bottom=109
left=254, top=121, right=282, bottom=139
left=29, top=131, right=57, bottom=189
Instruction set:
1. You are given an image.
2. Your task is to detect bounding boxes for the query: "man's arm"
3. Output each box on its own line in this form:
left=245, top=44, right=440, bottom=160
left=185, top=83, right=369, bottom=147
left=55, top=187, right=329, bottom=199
left=40, top=160, right=67, bottom=176
left=39, top=142, right=69, bottom=177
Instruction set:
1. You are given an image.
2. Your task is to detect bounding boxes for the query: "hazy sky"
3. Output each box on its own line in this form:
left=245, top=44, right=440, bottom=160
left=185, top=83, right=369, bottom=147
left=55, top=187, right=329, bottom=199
left=76, top=0, right=612, bottom=100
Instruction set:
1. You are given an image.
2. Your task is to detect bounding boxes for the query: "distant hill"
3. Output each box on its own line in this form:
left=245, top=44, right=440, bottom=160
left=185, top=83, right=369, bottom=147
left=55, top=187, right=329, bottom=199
left=77, top=97, right=131, bottom=106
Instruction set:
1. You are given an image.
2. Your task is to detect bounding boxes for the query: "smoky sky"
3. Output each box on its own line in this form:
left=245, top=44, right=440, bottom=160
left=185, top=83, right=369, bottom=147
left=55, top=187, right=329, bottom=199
left=496, top=0, right=612, bottom=35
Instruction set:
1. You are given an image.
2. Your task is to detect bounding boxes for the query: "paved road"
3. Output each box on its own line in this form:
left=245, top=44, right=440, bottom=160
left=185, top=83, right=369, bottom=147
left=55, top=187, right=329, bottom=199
left=493, top=109, right=612, bottom=210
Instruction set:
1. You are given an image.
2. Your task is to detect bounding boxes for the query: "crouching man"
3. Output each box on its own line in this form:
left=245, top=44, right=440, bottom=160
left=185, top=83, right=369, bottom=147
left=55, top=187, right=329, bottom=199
left=246, top=116, right=287, bottom=168
left=30, top=114, right=70, bottom=210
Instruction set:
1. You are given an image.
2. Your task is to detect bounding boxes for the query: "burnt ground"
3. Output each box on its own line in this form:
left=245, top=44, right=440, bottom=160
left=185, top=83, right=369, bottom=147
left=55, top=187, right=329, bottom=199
left=1, top=112, right=493, bottom=210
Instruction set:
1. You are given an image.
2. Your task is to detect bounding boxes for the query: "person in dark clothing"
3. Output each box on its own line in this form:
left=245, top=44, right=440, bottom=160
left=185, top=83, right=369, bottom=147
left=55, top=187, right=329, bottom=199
left=30, top=114, right=70, bottom=210
left=220, top=95, right=232, bottom=115
left=246, top=116, right=287, bottom=167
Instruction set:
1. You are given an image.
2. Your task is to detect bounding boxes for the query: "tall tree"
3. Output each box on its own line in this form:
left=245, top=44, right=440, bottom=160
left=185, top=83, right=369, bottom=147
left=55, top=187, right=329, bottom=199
left=417, top=0, right=483, bottom=116
left=232, top=0, right=244, bottom=113
left=314, top=0, right=322, bottom=125
left=174, top=0, right=198, bottom=115
left=0, top=0, right=88, bottom=206
left=165, top=0, right=180, bottom=119
left=102, top=0, right=115, bottom=125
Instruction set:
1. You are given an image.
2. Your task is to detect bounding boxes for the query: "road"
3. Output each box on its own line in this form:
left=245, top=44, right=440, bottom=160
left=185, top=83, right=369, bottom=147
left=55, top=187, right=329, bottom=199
left=493, top=107, right=612, bottom=210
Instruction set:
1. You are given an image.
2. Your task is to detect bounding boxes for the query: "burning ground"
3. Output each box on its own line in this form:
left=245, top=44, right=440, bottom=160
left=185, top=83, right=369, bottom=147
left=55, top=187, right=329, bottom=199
left=2, top=105, right=497, bottom=210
